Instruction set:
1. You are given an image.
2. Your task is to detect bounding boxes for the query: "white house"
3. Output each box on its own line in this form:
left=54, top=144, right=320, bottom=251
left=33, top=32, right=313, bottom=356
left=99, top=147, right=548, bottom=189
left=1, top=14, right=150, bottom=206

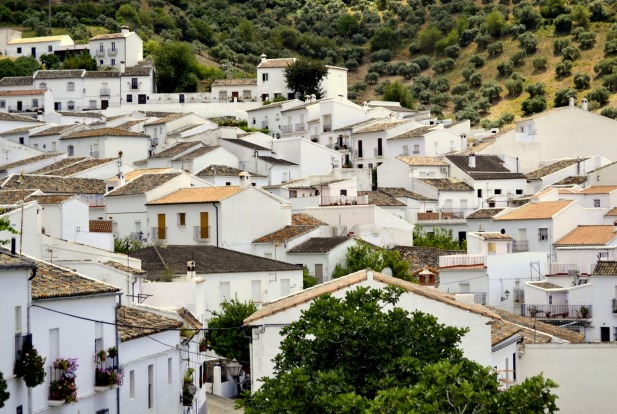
left=143, top=112, right=208, bottom=152
left=376, top=187, right=439, bottom=224
left=286, top=236, right=356, bottom=283
left=83, top=70, right=121, bottom=109
left=120, top=66, right=156, bottom=105
left=211, top=78, right=258, bottom=102
left=0, top=76, right=35, bottom=91
left=0, top=89, right=53, bottom=114
left=245, top=99, right=303, bottom=135
left=377, top=155, right=449, bottom=190
left=89, top=26, right=143, bottom=69
left=244, top=268, right=499, bottom=391
left=60, top=128, right=150, bottom=164
left=0, top=112, right=46, bottom=133
left=196, top=165, right=268, bottom=187
left=0, top=152, right=66, bottom=177
left=6, top=35, right=74, bottom=60
left=33, top=70, right=87, bottom=112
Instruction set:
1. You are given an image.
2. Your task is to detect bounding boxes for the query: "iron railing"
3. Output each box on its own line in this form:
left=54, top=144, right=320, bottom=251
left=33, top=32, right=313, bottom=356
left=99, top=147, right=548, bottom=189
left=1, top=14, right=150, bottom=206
left=281, top=125, right=292, bottom=133
left=513, top=289, right=525, bottom=303
left=107, top=48, right=118, bottom=56
left=512, top=240, right=528, bottom=252
left=96, top=50, right=105, bottom=57
left=151, top=227, right=167, bottom=241
left=546, top=264, right=579, bottom=275
left=323, top=124, right=332, bottom=132
left=520, top=304, right=592, bottom=319
left=100, top=88, right=110, bottom=96
left=295, top=123, right=305, bottom=131
left=612, top=298, right=617, bottom=313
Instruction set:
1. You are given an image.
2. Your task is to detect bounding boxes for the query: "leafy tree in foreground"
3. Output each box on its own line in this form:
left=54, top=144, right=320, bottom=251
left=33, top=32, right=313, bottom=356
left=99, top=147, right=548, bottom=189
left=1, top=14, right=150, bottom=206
left=381, top=81, right=415, bottom=109
left=331, top=240, right=410, bottom=281
left=152, top=41, right=203, bottom=93
left=208, top=299, right=257, bottom=364
left=284, top=59, right=327, bottom=100
left=239, top=287, right=559, bottom=414
left=413, top=225, right=465, bottom=250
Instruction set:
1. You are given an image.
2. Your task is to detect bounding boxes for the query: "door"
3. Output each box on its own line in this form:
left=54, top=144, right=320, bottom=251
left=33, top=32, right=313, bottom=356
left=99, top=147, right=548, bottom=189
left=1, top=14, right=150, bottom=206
left=16, top=101, right=22, bottom=111
left=54, top=102, right=61, bottom=111
left=200, top=212, right=209, bottom=239
left=138, top=94, right=146, bottom=104
left=157, top=214, right=166, bottom=240
left=179, top=94, right=185, bottom=103
left=358, top=140, right=363, bottom=158
left=601, top=327, right=610, bottom=342
left=101, top=100, right=108, bottom=110
left=231, top=92, right=239, bottom=100
left=31, top=47, right=36, bottom=58
left=315, top=264, right=324, bottom=283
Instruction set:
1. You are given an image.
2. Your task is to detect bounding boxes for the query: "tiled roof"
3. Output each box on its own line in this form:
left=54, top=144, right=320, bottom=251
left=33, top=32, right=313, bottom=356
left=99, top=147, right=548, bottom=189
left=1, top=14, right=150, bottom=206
left=396, top=156, right=448, bottom=166
left=9, top=35, right=70, bottom=44
left=2, top=174, right=106, bottom=194
left=555, top=225, right=617, bottom=246
left=174, top=146, right=219, bottom=161
left=0, top=190, right=36, bottom=205
left=43, top=158, right=115, bottom=177
left=0, top=76, right=33, bottom=86
left=253, top=225, right=318, bottom=244
left=0, top=250, right=36, bottom=269
left=32, top=259, right=120, bottom=300
left=377, top=187, right=437, bottom=202
left=359, top=191, right=407, bottom=206
left=246, top=99, right=301, bottom=112
left=34, top=70, right=85, bottom=79
left=495, top=200, right=574, bottom=221
left=257, top=58, right=295, bottom=68
left=0, top=124, right=42, bottom=136
left=447, top=154, right=509, bottom=172
left=89, top=220, right=113, bottom=233
left=115, top=119, right=148, bottom=130
left=0, top=112, right=43, bottom=122
left=467, top=172, right=527, bottom=180
left=490, top=319, right=522, bottom=346
left=106, top=168, right=172, bottom=183
left=196, top=165, right=245, bottom=177
left=588, top=160, right=617, bottom=174
left=220, top=138, right=269, bottom=151
left=490, top=308, right=584, bottom=344
left=257, top=156, right=297, bottom=166
left=178, top=307, right=202, bottom=330
left=606, top=207, right=617, bottom=217
left=467, top=208, right=505, bottom=219
left=476, top=232, right=513, bottom=240
left=392, top=246, right=466, bottom=270
left=30, top=124, right=80, bottom=137
left=553, top=176, right=587, bottom=185
left=419, top=178, right=474, bottom=191
left=593, top=261, right=617, bottom=276
left=0, top=153, right=61, bottom=171
left=103, top=260, right=146, bottom=275
left=525, top=159, right=581, bottom=180
left=244, top=269, right=499, bottom=324
left=28, top=194, right=73, bottom=204
left=133, top=245, right=300, bottom=274
left=117, top=306, right=183, bottom=342
left=56, top=111, right=105, bottom=118
left=106, top=173, right=181, bottom=197
left=389, top=125, right=437, bottom=140
left=146, top=187, right=242, bottom=205
left=90, top=32, right=127, bottom=40
left=355, top=120, right=408, bottom=133
left=529, top=281, right=564, bottom=290
left=167, top=124, right=206, bottom=135
left=62, top=128, right=147, bottom=139
left=143, top=113, right=187, bottom=126
left=292, top=213, right=326, bottom=226
left=150, top=142, right=202, bottom=158
left=121, top=66, right=154, bottom=77
left=333, top=118, right=388, bottom=132
left=83, top=71, right=120, bottom=78
left=578, top=185, right=617, bottom=194
left=212, top=78, right=257, bottom=86
left=0, top=89, right=46, bottom=96
left=287, top=237, right=350, bottom=253
left=29, top=157, right=88, bottom=174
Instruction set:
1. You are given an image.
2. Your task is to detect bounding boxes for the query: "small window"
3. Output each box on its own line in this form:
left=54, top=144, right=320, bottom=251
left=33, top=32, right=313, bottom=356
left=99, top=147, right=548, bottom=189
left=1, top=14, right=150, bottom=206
left=515, top=189, right=523, bottom=195
left=357, top=164, right=363, bottom=168
left=538, top=228, right=548, bottom=241
left=129, top=370, right=135, bottom=399
left=48, top=45, right=52, bottom=52
left=225, top=182, right=231, bottom=186
left=178, top=213, right=186, bottom=226
left=594, top=199, right=601, bottom=208
left=67, top=145, right=74, bottom=156
left=477, top=189, right=483, bottom=198
left=340, top=189, right=347, bottom=196
left=167, top=357, right=172, bottom=384
left=32, top=99, right=38, bottom=108
left=0, top=101, right=5, bottom=108
left=17, top=47, right=21, bottom=54
left=494, top=189, right=502, bottom=195
left=111, top=42, right=116, bottom=51
left=132, top=78, right=138, bottom=89
left=488, top=242, right=496, bottom=253
left=99, top=60, right=103, bottom=65
left=111, top=58, right=116, bottom=66
left=67, top=100, right=75, bottom=110
left=126, top=94, right=132, bottom=103
left=67, top=81, right=75, bottom=92
left=39, top=82, right=47, bottom=89
left=19, top=137, right=24, bottom=144
left=262, top=73, right=269, bottom=82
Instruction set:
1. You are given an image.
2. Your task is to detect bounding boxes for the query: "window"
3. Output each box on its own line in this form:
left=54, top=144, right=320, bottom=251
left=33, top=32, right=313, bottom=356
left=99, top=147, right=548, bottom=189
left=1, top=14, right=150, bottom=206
left=89, top=100, right=96, bottom=109
left=0, top=101, right=5, bottom=108
left=377, top=138, right=383, bottom=156
left=494, top=189, right=502, bottom=195
left=225, top=182, right=231, bottom=186
left=178, top=213, right=186, bottom=226
left=262, top=73, right=269, bottom=82
left=477, top=189, right=482, bottom=198
left=274, top=93, right=282, bottom=99
left=251, top=280, right=261, bottom=303
left=129, top=370, right=135, bottom=399
left=126, top=94, right=132, bottom=102
left=403, top=145, right=409, bottom=155
left=95, top=321, right=103, bottom=353
left=516, top=189, right=523, bottom=195
left=413, top=144, right=420, bottom=154
left=67, top=81, right=75, bottom=92
left=340, top=189, right=347, bottom=196
left=111, top=42, right=116, bottom=51
left=99, top=60, right=103, bottom=65
left=538, top=228, right=548, bottom=241
left=17, top=47, right=21, bottom=54
left=488, top=242, right=496, bottom=253
left=67, top=145, right=74, bottom=156
left=594, top=199, right=601, bottom=207
left=148, top=364, right=154, bottom=408
left=131, top=77, right=138, bottom=89
left=357, top=164, right=363, bottom=168
left=49, top=328, right=59, bottom=363
left=32, top=99, right=38, bottom=108
left=111, top=58, right=115, bottom=66
left=99, top=44, right=104, bottom=52
left=168, top=357, right=172, bottom=384
left=219, top=282, right=230, bottom=303
left=38, top=82, right=46, bottom=89
left=19, top=137, right=24, bottom=144
left=67, top=100, right=75, bottom=110
left=281, top=279, right=290, bottom=296
left=548, top=294, right=553, bottom=305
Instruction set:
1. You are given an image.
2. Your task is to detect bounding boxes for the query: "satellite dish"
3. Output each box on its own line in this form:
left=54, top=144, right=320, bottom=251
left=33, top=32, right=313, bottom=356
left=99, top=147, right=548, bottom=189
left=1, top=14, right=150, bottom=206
left=381, top=267, right=393, bottom=276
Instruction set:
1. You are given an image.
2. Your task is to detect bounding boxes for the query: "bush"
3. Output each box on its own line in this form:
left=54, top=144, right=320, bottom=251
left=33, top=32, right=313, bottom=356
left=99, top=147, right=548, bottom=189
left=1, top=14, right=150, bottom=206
left=587, top=86, right=611, bottom=106
left=365, top=72, right=379, bottom=84
left=555, top=59, right=573, bottom=77
left=411, top=55, right=431, bottom=70
left=605, top=40, right=617, bottom=56
left=455, top=107, right=480, bottom=125
left=500, top=112, right=515, bottom=124
left=344, top=59, right=359, bottom=71
left=561, top=46, right=581, bottom=61
left=602, top=73, right=617, bottom=92
left=417, top=26, right=443, bottom=53
left=518, top=32, right=538, bottom=53
left=497, top=60, right=514, bottom=77
left=430, top=77, right=451, bottom=93
left=487, top=42, right=504, bottom=58
left=474, top=34, right=491, bottom=51
left=526, top=82, right=546, bottom=97
left=432, top=58, right=455, bottom=74
left=369, top=49, right=393, bottom=62
left=554, top=14, right=572, bottom=33
left=505, top=79, right=524, bottom=97
left=469, top=54, right=485, bottom=68
left=577, top=31, right=596, bottom=49
left=399, top=63, right=421, bottom=79
left=510, top=51, right=526, bottom=66
left=481, top=81, right=503, bottom=102
left=600, top=107, right=617, bottom=119
left=368, top=61, right=387, bottom=75
left=451, top=83, right=469, bottom=95
left=445, top=45, right=460, bottom=58
left=573, top=73, right=591, bottom=90
left=521, top=96, right=547, bottom=115
left=554, top=87, right=577, bottom=107
left=469, top=72, right=483, bottom=87
left=553, top=38, right=570, bottom=55
left=594, top=58, right=617, bottom=76
left=532, top=57, right=548, bottom=72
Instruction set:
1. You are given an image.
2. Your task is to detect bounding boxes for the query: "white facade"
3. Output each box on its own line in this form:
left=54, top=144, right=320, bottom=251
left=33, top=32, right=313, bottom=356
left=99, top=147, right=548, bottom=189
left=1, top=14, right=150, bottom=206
left=377, top=156, right=449, bottom=190
left=60, top=133, right=150, bottom=165
left=0, top=90, right=53, bottom=114
left=6, top=35, right=74, bottom=60
left=89, top=27, right=143, bottom=69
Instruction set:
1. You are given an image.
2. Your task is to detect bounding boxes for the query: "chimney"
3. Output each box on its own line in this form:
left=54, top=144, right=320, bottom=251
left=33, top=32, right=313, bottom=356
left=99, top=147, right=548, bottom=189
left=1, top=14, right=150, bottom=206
left=569, top=97, right=575, bottom=107
left=238, top=171, right=251, bottom=189
left=305, top=95, right=310, bottom=103
left=117, top=151, right=125, bottom=187
left=468, top=152, right=476, bottom=168
left=460, top=132, right=467, bottom=151
left=121, top=25, right=130, bottom=36
left=582, top=98, right=588, bottom=111
left=120, top=61, right=125, bottom=74
left=187, top=260, right=196, bottom=279
left=260, top=53, right=267, bottom=64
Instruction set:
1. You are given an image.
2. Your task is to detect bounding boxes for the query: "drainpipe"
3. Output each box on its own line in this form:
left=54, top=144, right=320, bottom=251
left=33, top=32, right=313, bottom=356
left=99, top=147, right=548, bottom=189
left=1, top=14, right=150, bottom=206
left=116, top=294, right=121, bottom=414
left=214, top=202, right=220, bottom=247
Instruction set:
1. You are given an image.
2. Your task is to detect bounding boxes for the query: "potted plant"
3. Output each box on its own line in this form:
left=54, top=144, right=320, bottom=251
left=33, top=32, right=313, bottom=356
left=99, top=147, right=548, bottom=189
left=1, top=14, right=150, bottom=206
left=49, top=358, right=78, bottom=404
left=527, top=305, right=538, bottom=318
left=182, top=368, right=195, bottom=407
left=199, top=338, right=208, bottom=353
left=580, top=306, right=590, bottom=318
left=107, top=347, right=118, bottom=359
left=14, top=346, right=46, bottom=388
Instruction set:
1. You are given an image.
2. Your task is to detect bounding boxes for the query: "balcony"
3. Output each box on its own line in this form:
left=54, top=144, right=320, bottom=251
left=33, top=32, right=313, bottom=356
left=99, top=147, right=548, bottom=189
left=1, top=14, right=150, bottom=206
left=310, top=135, right=320, bottom=142
left=520, top=304, right=592, bottom=319
left=130, top=232, right=144, bottom=243
left=323, top=124, right=332, bottom=132
left=417, top=209, right=470, bottom=221
left=546, top=263, right=579, bottom=276
left=513, top=288, right=524, bottom=303
left=193, top=226, right=210, bottom=241
left=612, top=298, right=617, bottom=313
left=90, top=151, right=100, bottom=158
left=95, top=50, right=105, bottom=57
left=281, top=125, right=292, bottom=133
left=107, top=48, right=118, bottom=56
left=512, top=240, right=528, bottom=252
left=14, top=333, right=32, bottom=365
left=295, top=123, right=306, bottom=132
left=151, top=227, right=167, bottom=241
left=9, top=105, right=42, bottom=113
left=319, top=195, right=369, bottom=206
left=100, top=88, right=110, bottom=96
left=439, top=254, right=485, bottom=269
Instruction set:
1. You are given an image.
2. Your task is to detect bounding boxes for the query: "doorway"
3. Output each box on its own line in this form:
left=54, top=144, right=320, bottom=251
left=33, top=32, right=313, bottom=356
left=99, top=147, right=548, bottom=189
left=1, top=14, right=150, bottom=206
left=101, top=100, right=108, bottom=110
left=601, top=327, right=610, bottom=342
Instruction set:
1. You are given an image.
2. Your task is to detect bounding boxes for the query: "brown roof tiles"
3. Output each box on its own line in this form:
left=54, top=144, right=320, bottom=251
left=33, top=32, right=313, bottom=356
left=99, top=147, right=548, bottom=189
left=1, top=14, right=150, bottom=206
left=287, top=237, right=350, bottom=253
left=2, top=174, right=106, bottom=194
left=377, top=187, right=437, bottom=202
left=28, top=194, right=74, bottom=204
left=578, top=185, right=617, bottom=194
left=555, top=225, right=617, bottom=246
left=253, top=225, right=318, bottom=244
left=355, top=120, right=408, bottom=133
left=525, top=159, right=582, bottom=180
left=106, top=173, right=181, bottom=197
left=212, top=78, right=257, bottom=86
left=62, top=128, right=147, bottom=139
left=103, top=260, right=146, bottom=275
left=358, top=191, right=407, bottom=206
left=593, top=261, right=617, bottom=276
left=257, top=58, right=295, bottom=68
left=0, top=153, right=61, bottom=171
left=150, top=142, right=201, bottom=158
left=466, top=208, right=505, bottom=219
left=146, top=187, right=242, bottom=205
left=117, top=306, right=183, bottom=342
left=0, top=190, right=36, bottom=205
left=395, top=156, right=448, bottom=166
left=292, top=213, right=326, bottom=226
left=419, top=178, right=474, bottom=191
left=495, top=200, right=574, bottom=221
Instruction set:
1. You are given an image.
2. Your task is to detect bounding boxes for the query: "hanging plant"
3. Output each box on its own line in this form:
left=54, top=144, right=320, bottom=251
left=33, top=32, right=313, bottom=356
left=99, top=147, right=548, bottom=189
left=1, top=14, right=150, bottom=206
left=0, top=371, right=9, bottom=408
left=14, top=346, right=46, bottom=388
left=50, top=358, right=78, bottom=404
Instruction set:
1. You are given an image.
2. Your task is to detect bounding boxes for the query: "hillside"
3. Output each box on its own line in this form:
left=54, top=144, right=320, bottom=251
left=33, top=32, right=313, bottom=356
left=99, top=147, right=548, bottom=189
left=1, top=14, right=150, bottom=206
left=2, top=0, right=617, bottom=126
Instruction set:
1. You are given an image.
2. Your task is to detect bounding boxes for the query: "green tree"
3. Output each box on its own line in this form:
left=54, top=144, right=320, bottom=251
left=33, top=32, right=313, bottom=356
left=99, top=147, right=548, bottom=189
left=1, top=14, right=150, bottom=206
left=14, top=56, right=40, bottom=76
left=571, top=5, right=591, bottom=29
left=284, top=59, right=327, bottom=100
left=370, top=27, right=397, bottom=51
left=413, top=225, right=465, bottom=250
left=152, top=41, right=204, bottom=93
left=554, top=87, right=577, bottom=107
left=417, top=26, right=443, bottom=54
left=382, top=81, right=415, bottom=109
left=0, top=371, right=8, bottom=408
left=485, top=9, right=506, bottom=37
left=574, top=73, right=591, bottom=90
left=39, top=54, right=60, bottom=70
left=303, top=266, right=317, bottom=288
left=208, top=299, right=257, bottom=364
left=522, top=96, right=547, bottom=115
left=62, top=52, right=97, bottom=70
left=331, top=240, right=410, bottom=281
left=239, top=287, right=559, bottom=414
left=336, top=13, right=360, bottom=37
left=0, top=216, right=18, bottom=245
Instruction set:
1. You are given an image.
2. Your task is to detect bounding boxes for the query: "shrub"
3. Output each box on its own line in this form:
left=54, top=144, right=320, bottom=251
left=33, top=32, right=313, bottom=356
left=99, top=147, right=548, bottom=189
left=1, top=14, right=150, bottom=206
left=487, top=42, right=504, bottom=58
left=497, top=60, right=514, bottom=77
left=510, top=51, right=526, bottom=66
left=398, top=63, right=421, bottom=79
left=14, top=346, right=46, bottom=388
left=469, top=72, right=483, bottom=87
left=469, top=54, right=485, bottom=68
left=430, top=77, right=451, bottom=93
left=600, top=107, right=617, bottom=119
left=432, top=58, right=455, bottom=74
left=451, top=83, right=469, bottom=95
left=480, top=81, right=503, bottom=102
left=587, top=86, right=610, bottom=106
left=605, top=40, right=617, bottom=56
left=594, top=58, right=617, bottom=76
left=554, top=14, right=572, bottom=33
left=455, top=107, right=480, bottom=125
left=518, top=32, right=538, bottom=53
left=553, top=39, right=570, bottom=55
left=561, top=46, right=581, bottom=61
left=602, top=73, right=617, bottom=92
left=526, top=82, right=546, bottom=97
left=554, top=87, right=577, bottom=107
left=555, top=59, right=573, bottom=77
left=344, top=59, right=359, bottom=71
left=368, top=61, right=387, bottom=75
left=505, top=79, right=524, bottom=97
left=500, top=112, right=515, bottom=124
left=475, top=34, right=491, bottom=51
left=369, top=49, right=393, bottom=62
left=417, top=26, right=443, bottom=53
left=365, top=72, right=379, bottom=84
left=532, top=57, right=548, bottom=72
left=521, top=96, right=547, bottom=115
left=445, top=45, right=460, bottom=58
left=573, top=73, right=591, bottom=90
left=577, top=31, right=596, bottom=49
left=462, top=66, right=476, bottom=81
left=411, top=55, right=431, bottom=70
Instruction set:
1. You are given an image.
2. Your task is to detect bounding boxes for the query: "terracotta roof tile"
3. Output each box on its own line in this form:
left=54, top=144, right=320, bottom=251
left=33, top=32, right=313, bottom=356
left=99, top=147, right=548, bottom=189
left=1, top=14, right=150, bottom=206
left=593, top=261, right=617, bottom=276
left=196, top=165, right=246, bottom=177
left=34, top=70, right=85, bottom=79
left=419, top=178, right=474, bottom=191
left=477, top=232, right=513, bottom=240
left=117, top=306, right=183, bottom=342
left=555, top=225, right=617, bottom=246
left=467, top=208, right=505, bottom=219
left=44, top=158, right=115, bottom=177
left=103, top=260, right=146, bottom=275
left=392, top=246, right=466, bottom=271
left=553, top=176, right=587, bottom=185
left=10, top=35, right=71, bottom=44
left=389, top=125, right=438, bottom=140
left=150, top=142, right=202, bottom=158
left=2, top=174, right=106, bottom=194
left=395, top=156, right=448, bottom=166
left=143, top=113, right=187, bottom=126
left=525, top=159, right=582, bottom=180
left=121, top=66, right=153, bottom=77
left=253, top=225, right=318, bottom=244
left=490, top=308, right=585, bottom=343
left=0, top=124, right=42, bottom=136
left=606, top=207, right=617, bottom=217
left=175, top=146, right=219, bottom=161
left=178, top=307, right=203, bottom=330
left=529, top=281, right=564, bottom=289
left=0, top=153, right=61, bottom=171
left=0, top=190, right=36, bottom=205
left=0, top=89, right=46, bottom=96
left=30, top=124, right=81, bottom=137
left=220, top=139, right=269, bottom=151
left=56, top=111, right=105, bottom=118
left=258, top=156, right=297, bottom=165
left=358, top=191, right=407, bottom=206
left=578, top=185, right=617, bottom=195
left=106, top=173, right=181, bottom=197
left=106, top=168, right=172, bottom=182
left=495, top=200, right=574, bottom=221
left=90, top=32, right=128, bottom=40
left=147, top=187, right=242, bottom=205
left=0, top=250, right=36, bottom=269
left=0, top=112, right=43, bottom=123
left=377, top=187, right=437, bottom=201
left=62, top=128, right=147, bottom=139
left=292, top=213, right=326, bottom=226
left=28, top=194, right=74, bottom=204
left=89, top=220, right=113, bottom=233
left=212, top=78, right=257, bottom=86
left=30, top=157, right=88, bottom=174
left=491, top=320, right=523, bottom=346
left=244, top=269, right=500, bottom=325
left=355, top=120, right=408, bottom=133
left=257, top=58, right=295, bottom=68
left=287, top=237, right=350, bottom=253
left=83, top=71, right=120, bottom=78
left=0, top=76, right=33, bottom=86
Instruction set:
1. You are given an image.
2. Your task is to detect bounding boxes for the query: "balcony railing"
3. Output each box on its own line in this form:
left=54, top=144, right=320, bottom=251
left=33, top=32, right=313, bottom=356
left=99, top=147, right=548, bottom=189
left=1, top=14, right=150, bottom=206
left=96, top=50, right=105, bottom=57
left=14, top=333, right=32, bottom=364
left=90, top=151, right=100, bottom=158
left=440, top=255, right=486, bottom=268
left=512, top=240, right=528, bottom=252
left=310, top=135, right=320, bottom=141
left=107, top=48, right=118, bottom=56
left=546, top=263, right=579, bottom=275
left=8, top=105, right=42, bottom=113
left=130, top=232, right=144, bottom=243
left=295, top=123, right=306, bottom=132
left=323, top=124, right=332, bottom=132
left=448, top=292, right=487, bottom=305
left=520, top=304, right=592, bottom=319
left=152, top=227, right=167, bottom=241
left=319, top=195, right=369, bottom=206
left=193, top=226, right=210, bottom=241
left=612, top=298, right=617, bottom=313
left=513, top=288, right=524, bottom=303
left=281, top=125, right=292, bottom=133
left=417, top=210, right=468, bottom=221
left=100, top=88, right=110, bottom=96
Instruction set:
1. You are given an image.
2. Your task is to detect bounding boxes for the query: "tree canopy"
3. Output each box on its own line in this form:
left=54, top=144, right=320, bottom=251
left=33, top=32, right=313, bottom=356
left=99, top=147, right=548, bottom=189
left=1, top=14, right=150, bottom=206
left=413, top=225, right=466, bottom=250
left=151, top=41, right=205, bottom=93
left=208, top=299, right=257, bottom=364
left=239, top=286, right=559, bottom=414
left=284, top=59, right=327, bottom=100
left=331, top=240, right=410, bottom=281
